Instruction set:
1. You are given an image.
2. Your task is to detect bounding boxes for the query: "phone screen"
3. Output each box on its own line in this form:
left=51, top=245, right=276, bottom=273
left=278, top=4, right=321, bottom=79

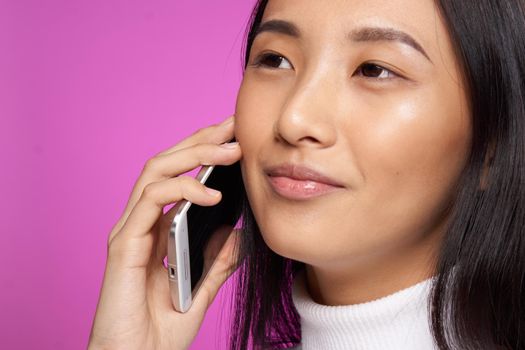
left=185, top=161, right=243, bottom=292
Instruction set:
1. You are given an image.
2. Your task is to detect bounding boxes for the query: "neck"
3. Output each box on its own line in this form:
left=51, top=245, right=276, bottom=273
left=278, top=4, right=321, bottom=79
left=304, top=230, right=440, bottom=306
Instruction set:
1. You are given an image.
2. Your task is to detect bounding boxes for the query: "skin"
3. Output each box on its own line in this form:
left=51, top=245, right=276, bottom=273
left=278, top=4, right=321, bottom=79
left=89, top=0, right=474, bottom=348
left=88, top=117, right=243, bottom=349
left=235, top=0, right=472, bottom=305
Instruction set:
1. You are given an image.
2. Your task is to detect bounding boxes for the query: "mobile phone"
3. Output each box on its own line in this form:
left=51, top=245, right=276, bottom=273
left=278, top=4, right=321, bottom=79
left=167, top=161, right=242, bottom=313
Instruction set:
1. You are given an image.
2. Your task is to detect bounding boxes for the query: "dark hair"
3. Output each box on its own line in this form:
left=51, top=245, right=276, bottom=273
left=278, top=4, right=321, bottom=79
left=227, top=0, right=525, bottom=349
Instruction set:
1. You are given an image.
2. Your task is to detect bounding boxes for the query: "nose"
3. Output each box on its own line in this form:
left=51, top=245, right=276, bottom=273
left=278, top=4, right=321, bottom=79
left=274, top=75, right=338, bottom=149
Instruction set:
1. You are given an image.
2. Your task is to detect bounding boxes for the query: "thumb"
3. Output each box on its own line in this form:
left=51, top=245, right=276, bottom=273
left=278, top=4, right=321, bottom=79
left=191, top=228, right=241, bottom=311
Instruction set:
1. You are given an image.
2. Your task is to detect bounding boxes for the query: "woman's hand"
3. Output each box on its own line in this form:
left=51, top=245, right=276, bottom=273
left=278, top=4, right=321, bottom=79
left=88, top=115, right=242, bottom=350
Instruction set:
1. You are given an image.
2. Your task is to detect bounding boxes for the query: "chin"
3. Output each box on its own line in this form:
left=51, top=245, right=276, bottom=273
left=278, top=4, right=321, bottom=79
left=254, top=219, right=329, bottom=264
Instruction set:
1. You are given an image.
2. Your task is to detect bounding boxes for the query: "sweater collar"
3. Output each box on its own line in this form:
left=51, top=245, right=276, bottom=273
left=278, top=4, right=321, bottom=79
left=291, top=270, right=436, bottom=349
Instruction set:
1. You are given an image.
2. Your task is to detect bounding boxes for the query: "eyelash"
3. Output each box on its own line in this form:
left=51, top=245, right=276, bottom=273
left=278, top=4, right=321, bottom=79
left=251, top=52, right=400, bottom=81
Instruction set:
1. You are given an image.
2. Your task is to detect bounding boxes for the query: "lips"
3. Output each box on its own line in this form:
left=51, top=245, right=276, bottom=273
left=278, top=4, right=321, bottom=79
left=264, top=163, right=345, bottom=200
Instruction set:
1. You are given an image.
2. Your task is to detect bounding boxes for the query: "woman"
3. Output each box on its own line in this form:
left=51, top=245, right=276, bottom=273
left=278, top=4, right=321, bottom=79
left=88, top=0, right=525, bottom=349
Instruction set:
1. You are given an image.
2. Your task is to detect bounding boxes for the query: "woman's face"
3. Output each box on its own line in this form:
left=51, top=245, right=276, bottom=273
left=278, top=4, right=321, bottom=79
left=234, top=0, right=471, bottom=272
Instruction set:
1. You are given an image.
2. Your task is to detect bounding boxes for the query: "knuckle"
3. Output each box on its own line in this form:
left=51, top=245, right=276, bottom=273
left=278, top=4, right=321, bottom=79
left=107, top=236, right=135, bottom=265
left=107, top=234, right=125, bottom=258
left=177, top=176, right=200, bottom=196
left=143, top=156, right=160, bottom=174
left=106, top=236, right=113, bottom=251
left=198, top=143, right=217, bottom=165
left=141, top=182, right=160, bottom=201
left=107, top=227, right=118, bottom=247
left=176, top=175, right=192, bottom=191
left=195, top=146, right=208, bottom=164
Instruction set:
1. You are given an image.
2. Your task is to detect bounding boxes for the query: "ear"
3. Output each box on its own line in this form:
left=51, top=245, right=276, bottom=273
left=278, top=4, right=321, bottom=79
left=479, top=140, right=496, bottom=191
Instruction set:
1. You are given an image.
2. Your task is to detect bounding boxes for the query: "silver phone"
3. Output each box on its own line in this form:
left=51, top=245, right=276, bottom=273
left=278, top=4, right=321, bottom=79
left=167, top=162, right=242, bottom=313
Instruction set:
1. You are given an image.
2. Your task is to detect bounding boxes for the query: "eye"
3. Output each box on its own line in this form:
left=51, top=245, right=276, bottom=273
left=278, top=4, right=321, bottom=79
left=251, top=52, right=293, bottom=70
left=354, top=63, right=399, bottom=80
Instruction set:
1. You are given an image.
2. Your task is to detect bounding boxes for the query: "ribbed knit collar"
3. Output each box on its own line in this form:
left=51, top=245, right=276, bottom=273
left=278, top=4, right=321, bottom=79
left=291, top=270, right=437, bottom=349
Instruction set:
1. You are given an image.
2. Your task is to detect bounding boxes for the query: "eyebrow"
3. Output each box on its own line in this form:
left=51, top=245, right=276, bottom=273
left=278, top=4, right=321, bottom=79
left=254, top=19, right=433, bottom=64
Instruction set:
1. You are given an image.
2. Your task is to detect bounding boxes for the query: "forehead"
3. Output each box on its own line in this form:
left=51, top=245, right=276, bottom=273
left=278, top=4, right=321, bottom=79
left=261, top=0, right=447, bottom=60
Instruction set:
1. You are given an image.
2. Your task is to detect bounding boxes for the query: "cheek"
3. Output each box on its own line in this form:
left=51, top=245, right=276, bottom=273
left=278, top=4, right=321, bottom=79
left=234, top=78, right=274, bottom=150
left=234, top=70, right=294, bottom=136
left=368, top=89, right=470, bottom=185
left=234, top=78, right=271, bottom=213
left=352, top=86, right=471, bottom=239
left=234, top=75, right=290, bottom=185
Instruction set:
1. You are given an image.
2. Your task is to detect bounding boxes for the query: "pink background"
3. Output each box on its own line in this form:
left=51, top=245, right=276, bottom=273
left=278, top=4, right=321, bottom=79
left=0, top=0, right=257, bottom=349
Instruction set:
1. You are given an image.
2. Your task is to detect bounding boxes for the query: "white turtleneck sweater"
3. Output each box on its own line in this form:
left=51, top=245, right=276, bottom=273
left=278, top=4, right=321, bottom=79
left=290, top=271, right=437, bottom=349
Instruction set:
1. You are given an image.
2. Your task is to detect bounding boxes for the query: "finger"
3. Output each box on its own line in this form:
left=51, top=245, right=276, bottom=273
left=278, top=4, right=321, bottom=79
left=109, top=116, right=234, bottom=238
left=143, top=141, right=241, bottom=181
left=153, top=203, right=180, bottom=263
left=111, top=140, right=241, bottom=239
left=115, top=176, right=224, bottom=242
left=156, top=115, right=235, bottom=156
left=119, top=120, right=235, bottom=215
left=191, top=228, right=241, bottom=312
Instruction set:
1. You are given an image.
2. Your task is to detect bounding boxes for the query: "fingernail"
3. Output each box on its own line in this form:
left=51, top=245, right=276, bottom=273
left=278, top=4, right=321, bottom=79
left=220, top=141, right=239, bottom=149
left=205, top=187, right=221, bottom=196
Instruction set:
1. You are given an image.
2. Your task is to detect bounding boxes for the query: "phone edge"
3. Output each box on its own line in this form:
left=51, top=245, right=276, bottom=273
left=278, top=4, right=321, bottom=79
left=168, top=165, right=215, bottom=312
